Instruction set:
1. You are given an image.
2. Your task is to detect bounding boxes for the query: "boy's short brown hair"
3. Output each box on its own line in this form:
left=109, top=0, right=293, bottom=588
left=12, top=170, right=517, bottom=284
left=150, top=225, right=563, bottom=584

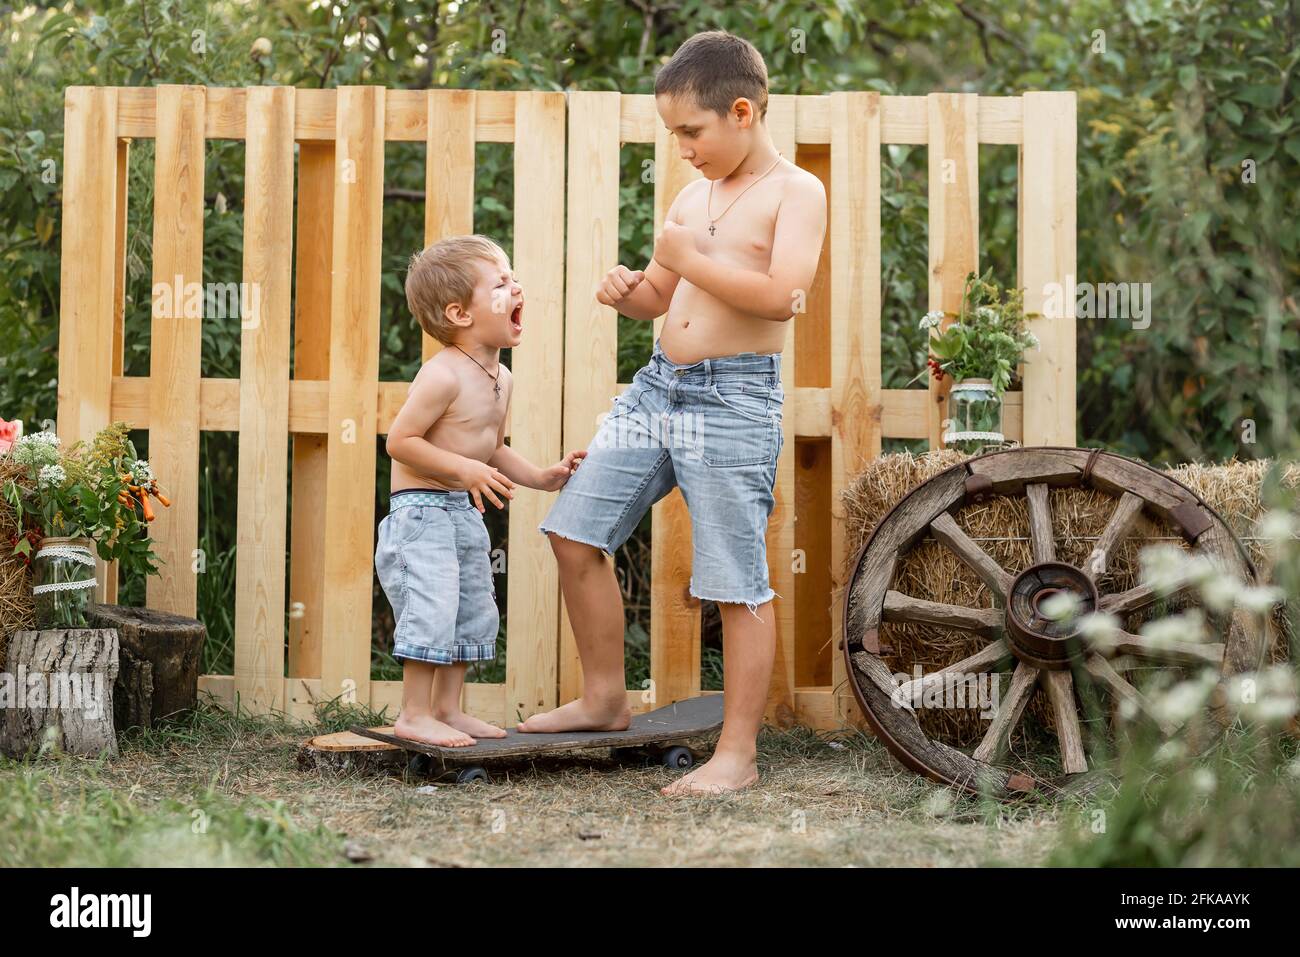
left=654, top=30, right=769, bottom=122
left=404, top=234, right=506, bottom=345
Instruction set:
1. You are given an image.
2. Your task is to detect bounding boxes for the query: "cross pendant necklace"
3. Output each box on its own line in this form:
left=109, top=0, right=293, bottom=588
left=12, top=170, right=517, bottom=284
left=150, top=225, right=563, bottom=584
left=453, top=344, right=502, bottom=400
left=706, top=152, right=782, bottom=238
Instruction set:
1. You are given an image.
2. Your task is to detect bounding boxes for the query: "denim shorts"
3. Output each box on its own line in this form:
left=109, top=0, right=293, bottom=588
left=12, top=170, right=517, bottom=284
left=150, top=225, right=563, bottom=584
left=538, top=338, right=785, bottom=616
left=375, top=489, right=499, bottom=664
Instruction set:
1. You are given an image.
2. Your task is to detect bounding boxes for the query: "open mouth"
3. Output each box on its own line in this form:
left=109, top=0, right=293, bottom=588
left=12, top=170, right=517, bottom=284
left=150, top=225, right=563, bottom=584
left=510, top=302, right=523, bottom=333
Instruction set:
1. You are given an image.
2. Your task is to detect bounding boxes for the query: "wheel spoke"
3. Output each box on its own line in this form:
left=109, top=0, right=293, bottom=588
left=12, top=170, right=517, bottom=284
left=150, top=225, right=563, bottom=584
left=1082, top=653, right=1178, bottom=737
left=1042, top=670, right=1087, bottom=773
left=930, top=512, right=1015, bottom=601
left=1099, top=578, right=1194, bottom=616
left=1108, top=630, right=1224, bottom=668
left=972, top=661, right=1040, bottom=764
left=893, top=639, right=1013, bottom=707
left=1025, top=483, right=1056, bottom=564
left=1084, top=491, right=1145, bottom=582
left=883, top=590, right=1003, bottom=636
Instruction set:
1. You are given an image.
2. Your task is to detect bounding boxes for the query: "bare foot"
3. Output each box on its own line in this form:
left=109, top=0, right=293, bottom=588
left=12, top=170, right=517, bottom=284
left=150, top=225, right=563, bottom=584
left=394, top=713, right=475, bottom=748
left=437, top=710, right=507, bottom=739
left=660, top=751, right=758, bottom=796
left=516, top=697, right=631, bottom=733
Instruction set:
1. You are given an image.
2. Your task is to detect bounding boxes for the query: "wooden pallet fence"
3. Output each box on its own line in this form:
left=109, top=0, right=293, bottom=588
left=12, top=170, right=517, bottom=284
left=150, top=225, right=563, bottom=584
left=56, top=87, right=1076, bottom=731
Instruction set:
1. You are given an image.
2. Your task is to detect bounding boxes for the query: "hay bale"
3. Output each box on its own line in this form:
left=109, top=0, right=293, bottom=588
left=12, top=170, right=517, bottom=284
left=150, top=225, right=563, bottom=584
left=839, top=451, right=1297, bottom=748
left=0, top=456, right=37, bottom=671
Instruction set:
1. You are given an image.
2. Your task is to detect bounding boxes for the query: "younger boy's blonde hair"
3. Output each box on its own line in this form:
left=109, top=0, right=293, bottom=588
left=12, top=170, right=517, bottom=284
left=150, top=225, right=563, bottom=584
left=404, top=234, right=507, bottom=345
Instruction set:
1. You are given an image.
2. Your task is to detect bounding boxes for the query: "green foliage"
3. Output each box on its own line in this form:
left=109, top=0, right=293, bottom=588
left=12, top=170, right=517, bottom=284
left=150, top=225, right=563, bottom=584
left=923, top=269, right=1039, bottom=394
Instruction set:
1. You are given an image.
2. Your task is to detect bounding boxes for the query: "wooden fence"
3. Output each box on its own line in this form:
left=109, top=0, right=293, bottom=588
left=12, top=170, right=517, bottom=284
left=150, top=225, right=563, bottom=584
left=56, top=86, right=1076, bottom=730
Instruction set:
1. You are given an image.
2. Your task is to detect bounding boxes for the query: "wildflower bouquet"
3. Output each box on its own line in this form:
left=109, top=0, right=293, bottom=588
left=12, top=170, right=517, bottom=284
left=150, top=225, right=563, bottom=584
left=920, top=268, right=1041, bottom=395
left=2, top=421, right=169, bottom=626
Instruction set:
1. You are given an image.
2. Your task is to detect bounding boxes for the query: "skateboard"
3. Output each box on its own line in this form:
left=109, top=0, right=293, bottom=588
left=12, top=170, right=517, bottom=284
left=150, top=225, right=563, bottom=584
left=348, top=693, right=725, bottom=784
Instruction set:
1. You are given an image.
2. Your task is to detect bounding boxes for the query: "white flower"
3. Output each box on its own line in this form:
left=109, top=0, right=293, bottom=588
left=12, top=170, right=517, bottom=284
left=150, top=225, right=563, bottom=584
left=37, top=463, right=66, bottom=489
left=12, top=431, right=61, bottom=469
left=1153, top=739, right=1187, bottom=765
left=1077, top=611, right=1121, bottom=653
left=1024, top=331, right=1040, bottom=349
left=1039, top=590, right=1080, bottom=622
left=1139, top=608, right=1208, bottom=646
left=1138, top=544, right=1219, bottom=594
left=1237, top=584, right=1284, bottom=614
left=1223, top=665, right=1299, bottom=728
left=131, top=459, right=154, bottom=482
left=919, top=310, right=946, bottom=330
left=1149, top=669, right=1217, bottom=727
left=976, top=305, right=999, bottom=324
left=1199, top=574, right=1241, bottom=613
left=1258, top=510, right=1297, bottom=545
left=1190, top=768, right=1216, bottom=794
left=922, top=787, right=956, bottom=817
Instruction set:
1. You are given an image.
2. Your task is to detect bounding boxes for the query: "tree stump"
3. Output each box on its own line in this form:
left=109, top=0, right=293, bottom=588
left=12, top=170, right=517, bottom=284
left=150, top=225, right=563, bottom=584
left=0, top=628, right=120, bottom=758
left=84, top=604, right=206, bottom=730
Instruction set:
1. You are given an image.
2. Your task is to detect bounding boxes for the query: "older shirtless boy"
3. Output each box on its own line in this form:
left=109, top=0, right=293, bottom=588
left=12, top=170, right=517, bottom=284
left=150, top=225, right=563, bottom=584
left=529, top=30, right=828, bottom=795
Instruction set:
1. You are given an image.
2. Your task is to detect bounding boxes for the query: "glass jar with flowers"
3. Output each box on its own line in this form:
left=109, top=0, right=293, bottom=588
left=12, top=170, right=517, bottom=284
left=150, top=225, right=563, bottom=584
left=2, top=421, right=168, bottom=629
left=916, top=269, right=1041, bottom=454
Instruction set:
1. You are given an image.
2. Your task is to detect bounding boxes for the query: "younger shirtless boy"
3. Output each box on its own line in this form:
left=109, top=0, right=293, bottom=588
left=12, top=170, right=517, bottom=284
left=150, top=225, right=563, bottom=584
left=379, top=236, right=586, bottom=747
left=529, top=30, right=827, bottom=794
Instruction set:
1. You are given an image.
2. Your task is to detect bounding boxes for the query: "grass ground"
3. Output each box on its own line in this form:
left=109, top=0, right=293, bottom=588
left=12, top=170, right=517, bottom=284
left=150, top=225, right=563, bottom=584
left=0, top=703, right=1073, bottom=867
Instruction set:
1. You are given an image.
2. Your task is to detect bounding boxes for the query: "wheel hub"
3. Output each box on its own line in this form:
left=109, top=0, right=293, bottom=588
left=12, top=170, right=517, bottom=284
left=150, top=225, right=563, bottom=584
left=1004, top=562, right=1098, bottom=669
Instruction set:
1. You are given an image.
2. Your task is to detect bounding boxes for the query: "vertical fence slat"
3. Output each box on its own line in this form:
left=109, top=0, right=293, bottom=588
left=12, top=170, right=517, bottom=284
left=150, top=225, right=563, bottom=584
left=1019, top=91, right=1077, bottom=446
left=422, top=90, right=476, bottom=362
left=650, top=125, right=702, bottom=706
left=287, top=142, right=334, bottom=679
left=767, top=94, right=798, bottom=724
left=559, top=91, right=621, bottom=705
left=926, top=93, right=980, bottom=449
left=57, top=87, right=119, bottom=601
left=829, top=91, right=882, bottom=726
left=146, top=85, right=206, bottom=617
left=794, top=144, right=834, bottom=695
left=506, top=91, right=567, bottom=722
left=320, top=86, right=385, bottom=705
left=234, top=86, right=295, bottom=713
left=102, top=134, right=131, bottom=605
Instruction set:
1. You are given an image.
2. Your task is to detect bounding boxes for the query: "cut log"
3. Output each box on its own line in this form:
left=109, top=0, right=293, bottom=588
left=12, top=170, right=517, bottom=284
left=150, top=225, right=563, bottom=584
left=297, top=728, right=405, bottom=776
left=0, top=628, right=120, bottom=758
left=85, top=603, right=206, bottom=728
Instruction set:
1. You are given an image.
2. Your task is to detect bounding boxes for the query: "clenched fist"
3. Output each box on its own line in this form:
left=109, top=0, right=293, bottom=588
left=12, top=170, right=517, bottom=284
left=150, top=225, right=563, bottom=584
left=652, top=221, right=697, bottom=274
left=596, top=264, right=645, bottom=307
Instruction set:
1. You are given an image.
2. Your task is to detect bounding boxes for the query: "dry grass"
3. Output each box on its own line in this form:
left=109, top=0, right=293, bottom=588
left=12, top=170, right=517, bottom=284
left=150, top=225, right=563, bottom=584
left=0, top=705, right=1069, bottom=867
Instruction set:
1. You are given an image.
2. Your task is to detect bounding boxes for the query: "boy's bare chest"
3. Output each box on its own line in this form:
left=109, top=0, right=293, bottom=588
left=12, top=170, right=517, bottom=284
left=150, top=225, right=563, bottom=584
left=676, top=177, right=784, bottom=267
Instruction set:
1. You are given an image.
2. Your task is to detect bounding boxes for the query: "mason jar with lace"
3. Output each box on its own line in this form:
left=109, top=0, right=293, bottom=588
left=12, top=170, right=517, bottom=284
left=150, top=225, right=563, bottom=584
left=943, top=379, right=1005, bottom=454
left=32, top=536, right=98, bottom=629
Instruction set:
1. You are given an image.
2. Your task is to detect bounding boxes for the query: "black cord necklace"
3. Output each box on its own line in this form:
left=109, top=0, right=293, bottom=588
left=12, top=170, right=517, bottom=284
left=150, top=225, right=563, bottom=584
left=453, top=344, right=502, bottom=400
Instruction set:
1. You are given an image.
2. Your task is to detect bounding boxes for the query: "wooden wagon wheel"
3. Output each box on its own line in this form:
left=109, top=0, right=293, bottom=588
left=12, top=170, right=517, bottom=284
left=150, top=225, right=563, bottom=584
left=841, top=447, right=1267, bottom=800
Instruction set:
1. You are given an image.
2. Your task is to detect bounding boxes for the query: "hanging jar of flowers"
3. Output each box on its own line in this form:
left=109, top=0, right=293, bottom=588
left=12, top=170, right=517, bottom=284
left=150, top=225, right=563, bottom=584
left=917, top=269, right=1041, bottom=454
left=2, top=422, right=169, bottom=629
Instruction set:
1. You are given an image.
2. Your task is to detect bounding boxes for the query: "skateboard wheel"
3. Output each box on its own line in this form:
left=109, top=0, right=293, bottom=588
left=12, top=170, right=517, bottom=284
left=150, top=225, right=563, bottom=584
left=456, top=766, right=489, bottom=784
left=407, top=753, right=433, bottom=777
left=662, top=746, right=694, bottom=770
